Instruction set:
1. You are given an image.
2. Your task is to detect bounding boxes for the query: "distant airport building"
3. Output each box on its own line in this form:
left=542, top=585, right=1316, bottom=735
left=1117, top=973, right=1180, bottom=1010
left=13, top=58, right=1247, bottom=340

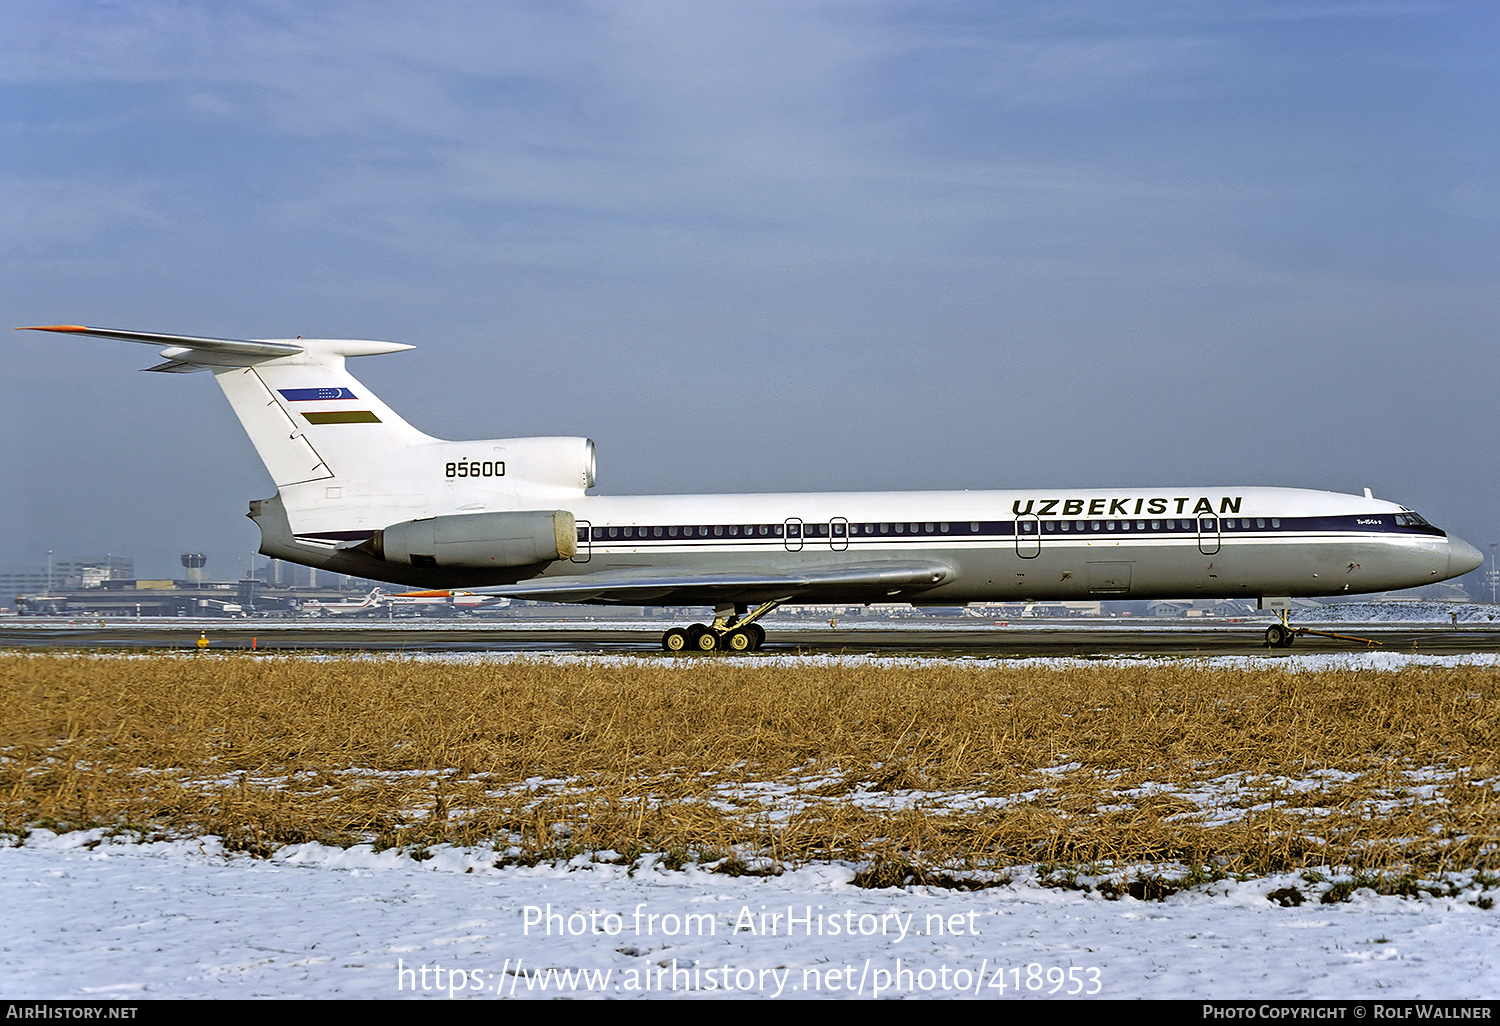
left=0, top=555, right=133, bottom=610
left=4, top=552, right=379, bottom=617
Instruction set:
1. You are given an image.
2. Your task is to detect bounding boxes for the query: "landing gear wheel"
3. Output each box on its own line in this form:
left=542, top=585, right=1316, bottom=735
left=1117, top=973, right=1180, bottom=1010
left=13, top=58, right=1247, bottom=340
left=685, top=623, right=709, bottom=647
left=694, top=629, right=720, bottom=652
left=1265, top=624, right=1294, bottom=648
left=662, top=627, right=689, bottom=653
left=748, top=623, right=766, bottom=650
left=724, top=628, right=755, bottom=653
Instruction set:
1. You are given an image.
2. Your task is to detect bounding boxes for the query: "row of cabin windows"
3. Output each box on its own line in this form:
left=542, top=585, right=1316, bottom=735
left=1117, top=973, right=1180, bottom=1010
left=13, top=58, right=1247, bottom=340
left=1036, top=517, right=1281, bottom=534
left=585, top=522, right=982, bottom=541
left=582, top=517, right=1286, bottom=542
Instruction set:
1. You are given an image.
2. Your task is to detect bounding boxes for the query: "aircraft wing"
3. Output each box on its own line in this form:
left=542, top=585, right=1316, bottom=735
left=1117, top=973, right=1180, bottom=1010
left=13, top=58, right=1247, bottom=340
left=475, top=561, right=953, bottom=605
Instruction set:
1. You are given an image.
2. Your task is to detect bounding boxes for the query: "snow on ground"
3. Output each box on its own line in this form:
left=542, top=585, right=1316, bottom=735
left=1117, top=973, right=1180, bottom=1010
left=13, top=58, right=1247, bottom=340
left=5, top=830, right=1498, bottom=1000
left=1301, top=602, right=1500, bottom=624
left=5, top=648, right=1499, bottom=1000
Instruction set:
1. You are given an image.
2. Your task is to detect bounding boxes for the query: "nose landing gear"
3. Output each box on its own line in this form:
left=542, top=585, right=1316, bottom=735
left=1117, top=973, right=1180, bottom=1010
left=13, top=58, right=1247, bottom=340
left=1262, top=607, right=1381, bottom=649
left=1264, top=617, right=1295, bottom=648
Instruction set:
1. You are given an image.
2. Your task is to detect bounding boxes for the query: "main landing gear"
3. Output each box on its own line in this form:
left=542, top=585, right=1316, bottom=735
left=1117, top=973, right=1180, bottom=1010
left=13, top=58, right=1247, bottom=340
left=662, top=599, right=785, bottom=654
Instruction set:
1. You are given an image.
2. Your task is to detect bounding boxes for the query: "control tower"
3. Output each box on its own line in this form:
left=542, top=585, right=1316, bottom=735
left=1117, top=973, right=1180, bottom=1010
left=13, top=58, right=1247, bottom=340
left=180, top=553, right=208, bottom=586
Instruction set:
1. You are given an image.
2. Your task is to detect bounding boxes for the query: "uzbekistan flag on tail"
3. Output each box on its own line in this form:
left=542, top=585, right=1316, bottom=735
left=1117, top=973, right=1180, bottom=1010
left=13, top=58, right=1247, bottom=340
left=277, top=387, right=382, bottom=424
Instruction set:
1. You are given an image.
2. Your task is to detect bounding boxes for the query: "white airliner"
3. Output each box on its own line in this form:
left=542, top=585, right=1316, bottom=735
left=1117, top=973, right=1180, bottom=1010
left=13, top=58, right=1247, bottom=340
left=22, top=325, right=1484, bottom=651
left=299, top=588, right=385, bottom=617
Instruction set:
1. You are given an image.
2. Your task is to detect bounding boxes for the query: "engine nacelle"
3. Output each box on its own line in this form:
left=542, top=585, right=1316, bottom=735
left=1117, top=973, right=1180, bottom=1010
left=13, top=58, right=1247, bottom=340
left=371, top=510, right=577, bottom=568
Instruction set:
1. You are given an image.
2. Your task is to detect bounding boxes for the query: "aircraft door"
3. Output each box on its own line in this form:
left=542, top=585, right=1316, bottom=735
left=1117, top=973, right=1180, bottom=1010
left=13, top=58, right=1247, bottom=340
left=830, top=517, right=849, bottom=551
left=784, top=518, right=804, bottom=551
left=1015, top=514, right=1041, bottom=558
left=1088, top=561, right=1132, bottom=594
left=1197, top=517, right=1220, bottom=555
left=572, top=520, right=591, bottom=562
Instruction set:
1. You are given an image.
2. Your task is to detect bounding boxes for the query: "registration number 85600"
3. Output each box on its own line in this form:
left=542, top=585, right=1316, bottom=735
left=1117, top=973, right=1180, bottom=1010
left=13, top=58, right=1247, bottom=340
left=446, top=461, right=505, bottom=478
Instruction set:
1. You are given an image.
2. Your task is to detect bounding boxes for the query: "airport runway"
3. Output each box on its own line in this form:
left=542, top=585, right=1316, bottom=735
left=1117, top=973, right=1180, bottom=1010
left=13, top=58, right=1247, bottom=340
left=5, top=616, right=1500, bottom=657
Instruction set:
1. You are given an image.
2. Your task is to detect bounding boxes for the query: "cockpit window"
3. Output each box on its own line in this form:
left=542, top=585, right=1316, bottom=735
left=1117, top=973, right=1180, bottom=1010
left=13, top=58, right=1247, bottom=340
left=1394, top=512, right=1431, bottom=527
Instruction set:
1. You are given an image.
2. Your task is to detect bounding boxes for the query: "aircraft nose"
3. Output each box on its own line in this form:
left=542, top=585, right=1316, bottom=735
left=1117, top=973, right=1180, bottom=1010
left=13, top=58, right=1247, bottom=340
left=1447, top=536, right=1485, bottom=578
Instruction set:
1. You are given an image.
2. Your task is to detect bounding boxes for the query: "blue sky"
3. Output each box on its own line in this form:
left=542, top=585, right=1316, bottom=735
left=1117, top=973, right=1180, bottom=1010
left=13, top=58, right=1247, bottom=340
left=4, top=1, right=1498, bottom=582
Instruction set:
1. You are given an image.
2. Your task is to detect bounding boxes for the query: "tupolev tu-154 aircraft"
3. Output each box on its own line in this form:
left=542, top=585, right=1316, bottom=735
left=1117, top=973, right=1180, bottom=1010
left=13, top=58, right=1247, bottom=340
left=21, top=324, right=1485, bottom=651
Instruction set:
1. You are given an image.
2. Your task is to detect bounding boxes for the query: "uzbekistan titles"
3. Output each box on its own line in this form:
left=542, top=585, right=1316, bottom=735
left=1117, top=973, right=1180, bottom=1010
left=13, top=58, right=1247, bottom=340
left=1011, top=496, right=1243, bottom=517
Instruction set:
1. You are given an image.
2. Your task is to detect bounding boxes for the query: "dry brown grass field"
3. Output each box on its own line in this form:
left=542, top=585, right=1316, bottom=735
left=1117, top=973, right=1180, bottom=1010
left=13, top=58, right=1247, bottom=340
left=2, top=652, right=1497, bottom=885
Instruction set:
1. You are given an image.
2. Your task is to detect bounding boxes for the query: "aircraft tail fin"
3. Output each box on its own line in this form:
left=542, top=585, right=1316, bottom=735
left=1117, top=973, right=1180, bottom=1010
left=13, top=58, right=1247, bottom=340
left=21, top=325, right=595, bottom=542
left=20, top=324, right=429, bottom=497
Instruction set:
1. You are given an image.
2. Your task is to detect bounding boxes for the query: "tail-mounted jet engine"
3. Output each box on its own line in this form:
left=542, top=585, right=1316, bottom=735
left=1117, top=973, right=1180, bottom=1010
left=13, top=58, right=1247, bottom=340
left=366, top=510, right=577, bottom=569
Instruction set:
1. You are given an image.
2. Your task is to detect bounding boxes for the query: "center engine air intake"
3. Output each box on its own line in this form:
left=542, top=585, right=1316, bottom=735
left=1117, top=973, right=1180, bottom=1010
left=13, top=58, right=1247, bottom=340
left=370, top=510, right=577, bottom=568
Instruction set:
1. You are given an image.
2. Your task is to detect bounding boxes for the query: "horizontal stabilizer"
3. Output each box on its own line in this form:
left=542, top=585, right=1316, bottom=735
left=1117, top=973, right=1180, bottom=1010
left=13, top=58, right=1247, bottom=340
left=19, top=325, right=305, bottom=360
left=17, top=325, right=416, bottom=371
left=477, top=562, right=953, bottom=605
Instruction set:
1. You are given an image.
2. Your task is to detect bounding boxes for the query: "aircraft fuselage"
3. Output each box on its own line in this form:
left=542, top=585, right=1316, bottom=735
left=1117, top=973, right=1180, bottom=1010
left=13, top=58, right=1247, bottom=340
left=252, top=485, right=1478, bottom=603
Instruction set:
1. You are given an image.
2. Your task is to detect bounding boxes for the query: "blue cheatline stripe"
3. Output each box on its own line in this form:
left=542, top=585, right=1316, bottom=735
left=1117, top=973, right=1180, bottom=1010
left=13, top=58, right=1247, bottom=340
left=278, top=387, right=358, bottom=401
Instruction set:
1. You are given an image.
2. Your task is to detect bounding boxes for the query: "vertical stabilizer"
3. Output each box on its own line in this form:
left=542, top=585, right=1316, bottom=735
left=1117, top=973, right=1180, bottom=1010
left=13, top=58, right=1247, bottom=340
left=207, top=340, right=439, bottom=537
left=22, top=325, right=595, bottom=542
left=210, top=339, right=434, bottom=489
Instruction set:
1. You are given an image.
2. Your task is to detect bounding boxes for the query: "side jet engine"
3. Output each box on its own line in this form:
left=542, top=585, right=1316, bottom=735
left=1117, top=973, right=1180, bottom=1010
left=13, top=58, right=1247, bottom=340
left=365, top=510, right=577, bottom=569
